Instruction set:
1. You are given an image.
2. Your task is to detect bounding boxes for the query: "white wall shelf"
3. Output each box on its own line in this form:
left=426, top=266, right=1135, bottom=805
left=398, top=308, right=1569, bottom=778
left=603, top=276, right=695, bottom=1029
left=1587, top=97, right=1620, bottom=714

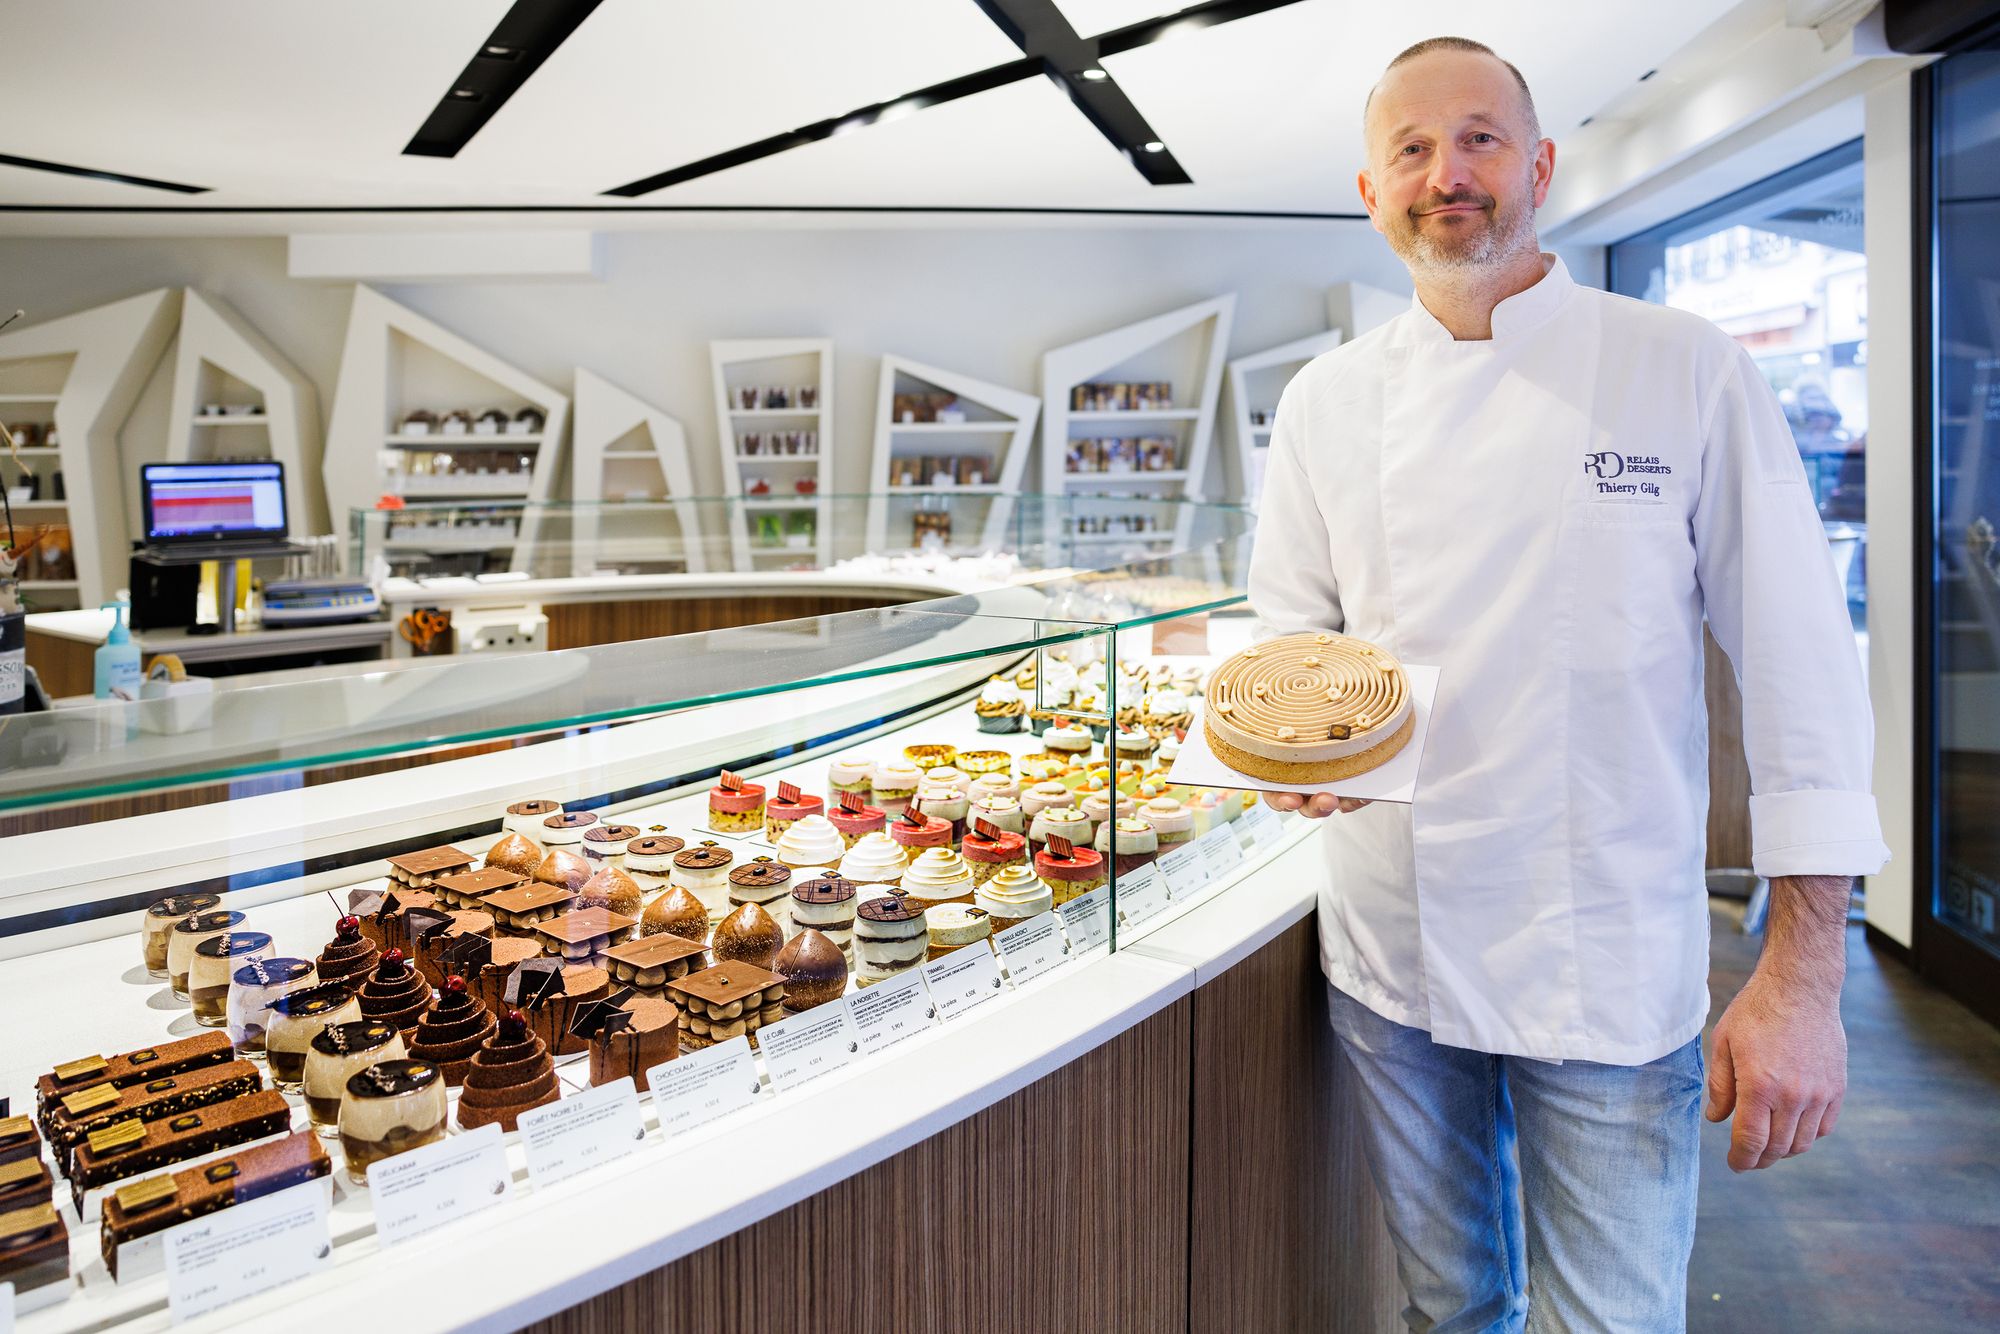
left=709, top=338, right=832, bottom=570
left=867, top=355, right=1039, bottom=554
left=326, top=286, right=569, bottom=575
left=1224, top=327, right=1344, bottom=506
left=0, top=288, right=178, bottom=608
left=167, top=290, right=326, bottom=533
left=570, top=367, right=706, bottom=578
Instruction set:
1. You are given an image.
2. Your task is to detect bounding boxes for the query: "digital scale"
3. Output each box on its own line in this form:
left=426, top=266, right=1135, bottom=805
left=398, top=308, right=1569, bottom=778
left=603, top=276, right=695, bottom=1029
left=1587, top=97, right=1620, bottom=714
left=260, top=577, right=381, bottom=626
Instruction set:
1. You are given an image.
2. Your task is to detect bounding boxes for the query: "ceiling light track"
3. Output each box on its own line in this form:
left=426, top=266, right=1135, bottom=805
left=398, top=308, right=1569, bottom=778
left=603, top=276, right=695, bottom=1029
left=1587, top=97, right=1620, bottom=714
left=403, top=0, right=606, bottom=159
left=0, top=152, right=208, bottom=194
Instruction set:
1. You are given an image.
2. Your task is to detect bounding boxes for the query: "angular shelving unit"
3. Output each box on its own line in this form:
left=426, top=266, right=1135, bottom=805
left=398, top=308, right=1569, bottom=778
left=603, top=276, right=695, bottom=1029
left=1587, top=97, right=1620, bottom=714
left=709, top=338, right=832, bottom=571
left=1225, top=328, right=1344, bottom=506
left=569, top=368, right=706, bottom=577
left=325, top=286, right=569, bottom=573
left=866, top=354, right=1039, bottom=554
left=0, top=289, right=178, bottom=608
left=1040, top=294, right=1235, bottom=554
left=166, top=290, right=326, bottom=534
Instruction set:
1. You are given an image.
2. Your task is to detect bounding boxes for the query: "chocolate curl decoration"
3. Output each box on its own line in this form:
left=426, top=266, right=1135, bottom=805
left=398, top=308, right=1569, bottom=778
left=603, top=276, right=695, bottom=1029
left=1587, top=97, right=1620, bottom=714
left=972, top=819, right=1002, bottom=843
left=776, top=781, right=802, bottom=805
left=1046, top=834, right=1076, bottom=861
left=899, top=807, right=928, bottom=829
left=838, top=791, right=867, bottom=814
left=718, top=771, right=744, bottom=792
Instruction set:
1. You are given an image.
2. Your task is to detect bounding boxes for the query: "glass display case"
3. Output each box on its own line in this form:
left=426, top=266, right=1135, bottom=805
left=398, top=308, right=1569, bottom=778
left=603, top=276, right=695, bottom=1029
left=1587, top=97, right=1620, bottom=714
left=0, top=500, right=1307, bottom=1330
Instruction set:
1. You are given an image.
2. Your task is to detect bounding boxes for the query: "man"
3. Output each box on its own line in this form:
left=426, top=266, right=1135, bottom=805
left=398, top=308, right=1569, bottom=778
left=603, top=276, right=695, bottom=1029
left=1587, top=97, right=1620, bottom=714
left=1249, top=37, right=1887, bottom=1332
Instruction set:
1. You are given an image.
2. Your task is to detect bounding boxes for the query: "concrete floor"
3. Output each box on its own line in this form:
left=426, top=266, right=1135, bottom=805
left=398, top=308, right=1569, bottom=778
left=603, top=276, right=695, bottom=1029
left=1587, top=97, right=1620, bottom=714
left=1690, top=902, right=2000, bottom=1330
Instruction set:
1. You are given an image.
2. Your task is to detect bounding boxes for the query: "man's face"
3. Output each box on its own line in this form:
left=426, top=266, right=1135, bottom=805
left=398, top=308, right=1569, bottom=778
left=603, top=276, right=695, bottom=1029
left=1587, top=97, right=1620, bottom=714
left=1358, top=51, right=1554, bottom=274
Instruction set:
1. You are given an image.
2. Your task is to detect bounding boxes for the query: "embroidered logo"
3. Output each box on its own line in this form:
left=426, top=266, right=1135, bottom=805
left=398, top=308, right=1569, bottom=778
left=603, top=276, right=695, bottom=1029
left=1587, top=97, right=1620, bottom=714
left=1584, top=450, right=1671, bottom=499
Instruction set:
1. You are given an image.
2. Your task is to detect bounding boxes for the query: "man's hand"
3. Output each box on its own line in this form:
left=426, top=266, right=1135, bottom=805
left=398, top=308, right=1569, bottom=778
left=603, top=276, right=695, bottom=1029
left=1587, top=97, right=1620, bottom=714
left=1704, top=874, right=1852, bottom=1171
left=1263, top=792, right=1371, bottom=818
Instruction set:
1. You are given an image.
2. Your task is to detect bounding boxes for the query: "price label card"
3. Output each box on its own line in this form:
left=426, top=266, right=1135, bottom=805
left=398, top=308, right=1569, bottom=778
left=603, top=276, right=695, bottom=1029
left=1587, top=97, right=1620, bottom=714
left=648, top=1036, right=762, bottom=1138
left=371, top=1121, right=513, bottom=1248
left=1240, top=802, right=1284, bottom=848
left=1057, top=885, right=1112, bottom=954
left=1199, top=824, right=1245, bottom=879
left=921, top=943, right=1007, bottom=1022
left=1115, top=862, right=1173, bottom=931
left=759, top=1005, right=863, bottom=1094
left=1157, top=841, right=1210, bottom=899
left=164, top=1179, right=332, bottom=1322
left=518, top=1076, right=646, bottom=1191
left=846, top=969, right=938, bottom=1054
left=995, top=910, right=1071, bottom=986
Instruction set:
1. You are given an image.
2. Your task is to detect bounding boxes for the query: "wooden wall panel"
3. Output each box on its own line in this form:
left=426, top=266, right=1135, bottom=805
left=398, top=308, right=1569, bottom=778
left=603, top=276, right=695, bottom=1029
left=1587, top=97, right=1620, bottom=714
left=525, top=996, right=1193, bottom=1334
left=1704, top=626, right=1753, bottom=870
left=1188, top=917, right=1403, bottom=1334
left=545, top=594, right=912, bottom=650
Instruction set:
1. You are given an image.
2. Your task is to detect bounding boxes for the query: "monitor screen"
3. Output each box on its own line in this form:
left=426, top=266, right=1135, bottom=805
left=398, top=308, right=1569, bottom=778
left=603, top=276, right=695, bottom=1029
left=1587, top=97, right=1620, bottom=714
left=141, top=461, right=288, bottom=543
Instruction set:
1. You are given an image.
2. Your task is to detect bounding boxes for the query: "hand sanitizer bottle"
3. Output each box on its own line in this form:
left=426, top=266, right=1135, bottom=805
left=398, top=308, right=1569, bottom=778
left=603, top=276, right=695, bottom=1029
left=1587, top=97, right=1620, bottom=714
left=94, top=601, right=142, bottom=701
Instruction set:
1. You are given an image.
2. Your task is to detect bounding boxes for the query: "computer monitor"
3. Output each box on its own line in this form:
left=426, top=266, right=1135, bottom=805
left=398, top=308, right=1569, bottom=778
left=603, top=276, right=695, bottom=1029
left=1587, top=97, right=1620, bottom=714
left=140, top=461, right=289, bottom=546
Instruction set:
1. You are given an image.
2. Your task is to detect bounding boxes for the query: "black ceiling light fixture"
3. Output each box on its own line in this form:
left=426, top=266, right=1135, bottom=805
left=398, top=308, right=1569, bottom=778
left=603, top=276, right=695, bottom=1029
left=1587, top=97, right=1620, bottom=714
left=603, top=0, right=1314, bottom=198
left=404, top=0, right=606, bottom=158
left=0, top=151, right=208, bottom=194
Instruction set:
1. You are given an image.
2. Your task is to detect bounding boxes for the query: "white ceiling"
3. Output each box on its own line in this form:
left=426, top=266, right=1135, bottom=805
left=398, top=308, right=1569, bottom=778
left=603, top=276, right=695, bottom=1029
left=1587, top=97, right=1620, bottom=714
left=0, top=0, right=1755, bottom=233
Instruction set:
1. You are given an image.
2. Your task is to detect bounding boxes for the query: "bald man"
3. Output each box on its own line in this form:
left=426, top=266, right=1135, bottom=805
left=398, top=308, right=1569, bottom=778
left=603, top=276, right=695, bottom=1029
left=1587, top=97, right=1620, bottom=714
left=1248, top=36, right=1885, bottom=1333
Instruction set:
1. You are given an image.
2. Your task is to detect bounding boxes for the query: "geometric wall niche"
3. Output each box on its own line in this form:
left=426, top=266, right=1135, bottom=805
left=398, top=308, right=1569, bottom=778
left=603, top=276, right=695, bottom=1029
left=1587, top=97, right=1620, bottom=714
left=570, top=368, right=706, bottom=577
left=709, top=338, right=833, bottom=571
left=867, top=354, right=1039, bottom=554
left=1224, top=327, right=1343, bottom=506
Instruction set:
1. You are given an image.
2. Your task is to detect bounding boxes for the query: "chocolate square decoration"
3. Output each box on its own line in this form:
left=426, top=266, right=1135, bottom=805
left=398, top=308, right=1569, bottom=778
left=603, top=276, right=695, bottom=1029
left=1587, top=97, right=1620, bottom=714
left=404, top=907, right=454, bottom=945
left=567, top=986, right=637, bottom=1041
left=539, top=906, right=637, bottom=945
left=445, top=933, right=494, bottom=973
left=1046, top=834, right=1076, bottom=860
left=973, top=818, right=1002, bottom=842
left=899, top=807, right=928, bottom=829
left=718, top=770, right=744, bottom=792
left=505, top=958, right=566, bottom=1010
left=347, top=889, right=387, bottom=917
left=776, top=781, right=801, bottom=804
left=838, top=791, right=867, bottom=813
left=386, top=846, right=474, bottom=877
left=605, top=933, right=706, bottom=970
left=668, top=962, right=784, bottom=1009
left=433, top=868, right=525, bottom=900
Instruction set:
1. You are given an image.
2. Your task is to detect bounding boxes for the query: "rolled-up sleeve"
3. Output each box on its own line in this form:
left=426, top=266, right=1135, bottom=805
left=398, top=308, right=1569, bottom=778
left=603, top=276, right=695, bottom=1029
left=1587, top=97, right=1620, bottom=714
left=1247, top=378, right=1344, bottom=640
left=1692, top=346, right=1889, bottom=879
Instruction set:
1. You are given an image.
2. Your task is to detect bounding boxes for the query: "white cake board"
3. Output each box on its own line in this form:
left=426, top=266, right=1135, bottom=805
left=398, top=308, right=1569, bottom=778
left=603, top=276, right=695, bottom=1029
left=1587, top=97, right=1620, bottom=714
left=1165, top=665, right=1440, bottom=805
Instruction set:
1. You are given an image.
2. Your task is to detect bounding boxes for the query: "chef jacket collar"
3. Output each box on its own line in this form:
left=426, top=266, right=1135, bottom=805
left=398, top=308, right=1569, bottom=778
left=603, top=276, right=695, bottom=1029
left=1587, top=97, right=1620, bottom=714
left=1396, top=253, right=1574, bottom=346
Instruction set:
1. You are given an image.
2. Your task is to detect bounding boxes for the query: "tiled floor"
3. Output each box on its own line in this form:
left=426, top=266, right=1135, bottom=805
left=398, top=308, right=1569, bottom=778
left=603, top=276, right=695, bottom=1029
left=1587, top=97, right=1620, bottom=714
left=1689, top=902, right=2000, bottom=1330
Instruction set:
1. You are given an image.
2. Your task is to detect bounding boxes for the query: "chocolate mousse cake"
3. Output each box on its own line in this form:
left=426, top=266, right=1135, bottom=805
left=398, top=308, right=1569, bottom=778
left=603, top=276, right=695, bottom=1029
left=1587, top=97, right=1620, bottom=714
left=99, top=1132, right=330, bottom=1279
left=315, top=915, right=379, bottom=988
left=338, top=1059, right=448, bottom=1185
left=603, top=932, right=707, bottom=996
left=71, top=1090, right=291, bottom=1212
left=456, top=1011, right=561, bottom=1132
left=639, top=885, right=708, bottom=942
left=484, top=832, right=545, bottom=878
left=473, top=937, right=543, bottom=1017
left=775, top=929, right=848, bottom=1012
left=36, top=1032, right=234, bottom=1130
left=431, top=867, right=525, bottom=911
left=711, top=902, right=784, bottom=971
left=507, top=961, right=610, bottom=1057
left=854, top=891, right=926, bottom=987
left=407, top=976, right=495, bottom=1086
left=533, top=847, right=592, bottom=893
left=668, top=963, right=786, bottom=1052
left=0, top=1115, right=40, bottom=1169
left=575, top=866, right=644, bottom=917
left=0, top=1202, right=68, bottom=1298
left=0, top=1158, right=53, bottom=1214
left=357, top=950, right=433, bottom=1038
left=46, top=1059, right=263, bottom=1174
left=386, top=845, right=475, bottom=895
left=579, top=994, right=679, bottom=1089
left=412, top=910, right=493, bottom=990
left=349, top=888, right=438, bottom=957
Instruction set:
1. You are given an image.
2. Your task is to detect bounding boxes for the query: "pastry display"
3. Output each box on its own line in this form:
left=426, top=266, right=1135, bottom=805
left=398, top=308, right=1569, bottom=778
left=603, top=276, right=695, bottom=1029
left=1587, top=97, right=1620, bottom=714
left=1157, top=730, right=1186, bottom=766
left=485, top=832, right=545, bottom=878
left=640, top=885, right=709, bottom=942
left=889, top=807, right=952, bottom=857
left=503, top=799, right=562, bottom=837
left=672, top=841, right=736, bottom=922
left=339, top=1059, right=448, bottom=1185
left=975, top=864, right=1053, bottom=933
left=624, top=834, right=685, bottom=890
left=432, top=867, right=526, bottom=911
left=0, top=1117, right=41, bottom=1170
left=581, top=994, right=680, bottom=1088
left=46, top=1060, right=263, bottom=1175
left=969, top=795, right=1025, bottom=837
left=829, top=791, right=886, bottom=846
left=764, top=781, right=825, bottom=842
left=457, top=1011, right=561, bottom=1132
left=166, top=909, right=245, bottom=1001
left=975, top=677, right=1027, bottom=731
left=604, top=932, right=708, bottom=994
left=141, top=893, right=221, bottom=978
left=533, top=846, right=593, bottom=893
left=1139, top=687, right=1195, bottom=739
left=708, top=770, right=766, bottom=834
left=1203, top=632, right=1414, bottom=782
left=316, top=914, right=380, bottom=987
left=869, top=759, right=923, bottom=817
left=827, top=755, right=875, bottom=798
left=854, top=891, right=926, bottom=986
left=774, top=929, right=848, bottom=1012
left=789, top=875, right=858, bottom=957
left=360, top=888, right=441, bottom=957
left=189, top=931, right=273, bottom=1026
left=773, top=814, right=845, bottom=873
left=1041, top=721, right=1093, bottom=760
left=582, top=822, right=640, bottom=869
left=711, top=902, right=785, bottom=970
left=1094, top=817, right=1160, bottom=876
left=407, top=976, right=495, bottom=1086
left=901, top=847, right=976, bottom=913
left=357, top=950, right=432, bottom=1037
left=1035, top=835, right=1108, bottom=905
left=923, top=766, right=972, bottom=796
left=1110, top=725, right=1158, bottom=763
left=70, top=1090, right=291, bottom=1212
left=962, top=819, right=1028, bottom=884
left=485, top=882, right=577, bottom=934
left=576, top=866, right=645, bottom=916
left=969, top=772, right=1021, bottom=804
left=386, top=846, right=475, bottom=895
left=472, top=938, right=544, bottom=1018
left=914, top=784, right=970, bottom=846
left=1138, top=796, right=1194, bottom=846
left=263, top=985, right=363, bottom=1092
left=503, top=960, right=610, bottom=1056
left=99, top=1133, right=329, bottom=1280
left=925, top=904, right=992, bottom=960
left=0, top=1158, right=53, bottom=1215
left=303, top=1020, right=404, bottom=1134
left=537, top=906, right=637, bottom=961
left=36, top=1032, right=235, bottom=1127
left=1021, top=781, right=1074, bottom=818
left=839, top=831, right=907, bottom=887
left=0, top=1202, right=69, bottom=1297
left=724, top=854, right=790, bottom=920
left=539, top=811, right=598, bottom=848
left=1027, top=805, right=1093, bottom=855
left=902, top=744, right=956, bottom=771
left=411, top=909, right=494, bottom=990
left=1079, top=790, right=1137, bottom=834
left=668, top=964, right=787, bottom=1051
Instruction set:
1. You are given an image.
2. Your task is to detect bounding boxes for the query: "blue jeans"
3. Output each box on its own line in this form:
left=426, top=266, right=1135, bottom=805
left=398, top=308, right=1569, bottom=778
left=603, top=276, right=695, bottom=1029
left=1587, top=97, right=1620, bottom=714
left=1327, top=985, right=1703, bottom=1333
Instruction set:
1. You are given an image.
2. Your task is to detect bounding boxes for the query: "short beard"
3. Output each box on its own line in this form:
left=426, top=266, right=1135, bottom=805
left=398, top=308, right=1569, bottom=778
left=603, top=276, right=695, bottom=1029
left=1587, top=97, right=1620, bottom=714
left=1384, top=163, right=1539, bottom=275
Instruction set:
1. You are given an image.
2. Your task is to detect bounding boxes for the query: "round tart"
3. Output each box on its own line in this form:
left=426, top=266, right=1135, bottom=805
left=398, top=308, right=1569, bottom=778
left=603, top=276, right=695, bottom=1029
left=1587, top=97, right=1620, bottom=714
left=1202, top=632, right=1414, bottom=782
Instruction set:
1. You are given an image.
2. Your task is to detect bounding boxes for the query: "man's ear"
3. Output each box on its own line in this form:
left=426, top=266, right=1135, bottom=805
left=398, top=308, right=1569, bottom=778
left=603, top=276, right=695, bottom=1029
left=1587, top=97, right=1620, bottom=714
left=1531, top=139, right=1556, bottom=208
left=1357, top=168, right=1384, bottom=236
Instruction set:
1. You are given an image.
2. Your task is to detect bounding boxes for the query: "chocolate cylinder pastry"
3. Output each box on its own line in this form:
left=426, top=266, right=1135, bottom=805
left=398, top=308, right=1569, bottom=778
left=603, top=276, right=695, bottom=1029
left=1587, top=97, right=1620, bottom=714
left=412, top=909, right=493, bottom=990
left=0, top=1158, right=53, bottom=1214
left=775, top=929, right=849, bottom=1012
left=789, top=876, right=858, bottom=958
left=474, top=937, right=543, bottom=1017
left=430, top=867, right=525, bottom=911
left=302, top=1020, right=404, bottom=1136
left=406, top=976, right=495, bottom=1087
left=582, top=822, right=640, bottom=869
left=502, top=798, right=562, bottom=838
left=99, top=1132, right=331, bottom=1279
left=315, top=914, right=379, bottom=988
left=603, top=932, right=708, bottom=995
left=36, top=1032, right=235, bottom=1130
left=485, top=832, right=545, bottom=878
left=456, top=1011, right=560, bottom=1132
left=672, top=841, right=735, bottom=924
left=357, top=950, right=432, bottom=1038
left=263, top=984, right=362, bottom=1092
left=338, top=1059, right=447, bottom=1186
left=226, top=957, right=316, bottom=1058
left=0, top=1115, right=42, bottom=1169
left=668, top=963, right=787, bottom=1051
left=505, top=961, right=609, bottom=1057
left=385, top=845, right=475, bottom=895
left=726, top=857, right=792, bottom=928
left=0, top=1201, right=69, bottom=1297
left=142, top=893, right=221, bottom=978
left=46, top=1060, right=264, bottom=1175
left=711, top=902, right=784, bottom=971
left=853, top=891, right=926, bottom=987
left=623, top=834, right=685, bottom=890
left=539, top=810, right=598, bottom=848
left=189, top=932, right=273, bottom=1027
left=167, top=910, right=245, bottom=1001
left=579, top=994, right=679, bottom=1089
left=70, top=1090, right=291, bottom=1212
left=639, top=885, right=708, bottom=943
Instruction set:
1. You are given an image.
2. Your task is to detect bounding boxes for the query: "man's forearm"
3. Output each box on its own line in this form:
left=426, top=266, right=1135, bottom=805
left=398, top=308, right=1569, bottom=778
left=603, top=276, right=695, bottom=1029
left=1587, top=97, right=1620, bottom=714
left=1756, top=874, right=1852, bottom=998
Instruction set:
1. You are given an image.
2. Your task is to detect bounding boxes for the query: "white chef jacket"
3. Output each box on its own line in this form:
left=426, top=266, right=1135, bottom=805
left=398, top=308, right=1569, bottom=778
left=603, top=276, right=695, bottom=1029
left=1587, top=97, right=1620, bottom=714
left=1248, top=254, right=1889, bottom=1066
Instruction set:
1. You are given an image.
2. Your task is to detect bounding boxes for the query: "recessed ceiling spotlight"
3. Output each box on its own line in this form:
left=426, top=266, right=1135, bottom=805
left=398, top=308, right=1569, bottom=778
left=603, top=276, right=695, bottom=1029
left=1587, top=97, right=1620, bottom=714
left=1081, top=68, right=1109, bottom=81
left=1143, top=140, right=1166, bottom=153
left=450, top=88, right=482, bottom=101
left=481, top=44, right=518, bottom=58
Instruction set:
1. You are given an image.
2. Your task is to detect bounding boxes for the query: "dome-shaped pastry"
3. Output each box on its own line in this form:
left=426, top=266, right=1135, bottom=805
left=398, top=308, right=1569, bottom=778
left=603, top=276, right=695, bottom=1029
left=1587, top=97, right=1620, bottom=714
left=576, top=866, right=644, bottom=916
left=640, top=886, right=709, bottom=943
left=485, top=833, right=544, bottom=877
left=711, top=902, right=784, bottom=970
left=534, top=848, right=591, bottom=892
left=774, top=928, right=848, bottom=1012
